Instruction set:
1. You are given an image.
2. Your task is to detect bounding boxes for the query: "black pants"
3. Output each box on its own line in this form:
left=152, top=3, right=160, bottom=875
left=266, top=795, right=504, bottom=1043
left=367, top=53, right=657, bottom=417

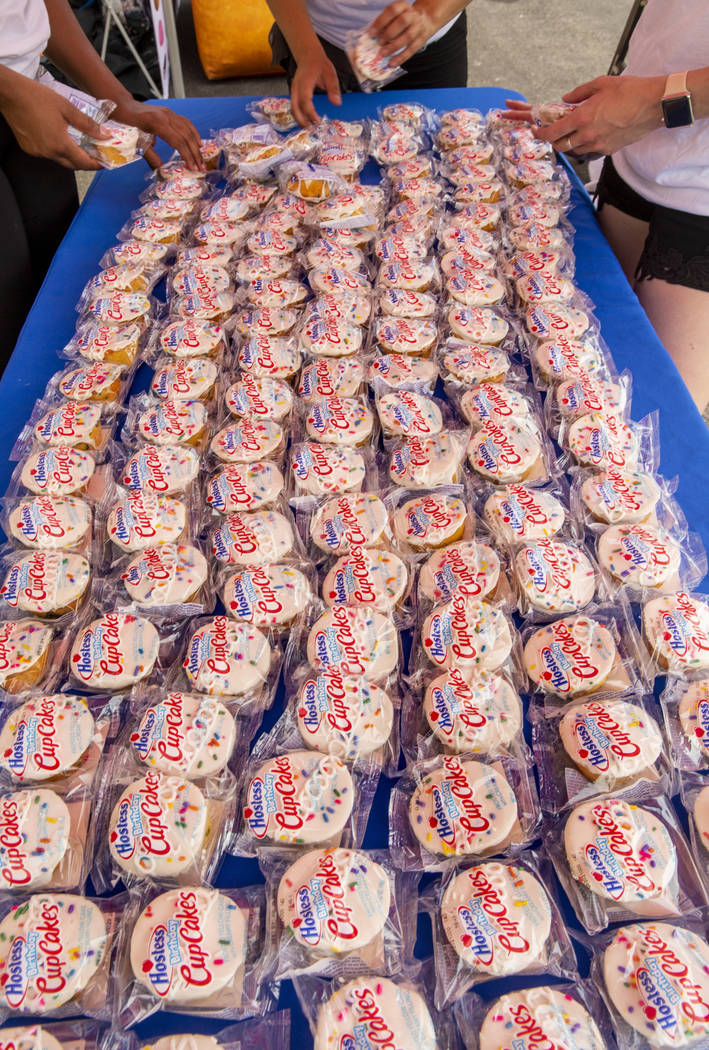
left=271, top=11, right=468, bottom=93
left=0, top=115, right=78, bottom=373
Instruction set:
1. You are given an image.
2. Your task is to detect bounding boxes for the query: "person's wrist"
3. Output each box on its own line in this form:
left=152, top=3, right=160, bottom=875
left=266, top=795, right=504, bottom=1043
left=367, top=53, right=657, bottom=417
left=643, top=74, right=667, bottom=129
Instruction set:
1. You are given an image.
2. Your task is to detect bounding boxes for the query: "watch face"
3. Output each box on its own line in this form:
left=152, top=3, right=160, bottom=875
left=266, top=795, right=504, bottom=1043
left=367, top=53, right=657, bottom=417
left=663, top=93, right=694, bottom=128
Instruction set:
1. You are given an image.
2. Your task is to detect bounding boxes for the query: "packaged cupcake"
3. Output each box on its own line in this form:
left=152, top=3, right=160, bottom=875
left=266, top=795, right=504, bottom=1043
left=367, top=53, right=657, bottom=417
left=91, top=748, right=236, bottom=891
left=124, top=688, right=246, bottom=780
left=550, top=793, right=707, bottom=933
left=295, top=969, right=458, bottom=1050
left=0, top=692, right=118, bottom=792
left=232, top=743, right=378, bottom=855
left=102, top=541, right=212, bottom=618
left=121, top=885, right=274, bottom=1022
left=454, top=980, right=612, bottom=1050
left=0, top=548, right=91, bottom=619
left=401, top=666, right=524, bottom=762
left=68, top=611, right=162, bottom=692
left=660, top=675, right=709, bottom=771
left=273, top=659, right=399, bottom=771
left=389, top=751, right=540, bottom=871
left=532, top=696, right=670, bottom=813
left=593, top=919, right=709, bottom=1050
left=521, top=602, right=650, bottom=706
left=642, top=591, right=709, bottom=677
left=426, top=852, right=577, bottom=1005
left=205, top=462, right=285, bottom=515
left=175, top=614, right=280, bottom=705
left=258, top=846, right=416, bottom=979
left=0, top=893, right=123, bottom=1020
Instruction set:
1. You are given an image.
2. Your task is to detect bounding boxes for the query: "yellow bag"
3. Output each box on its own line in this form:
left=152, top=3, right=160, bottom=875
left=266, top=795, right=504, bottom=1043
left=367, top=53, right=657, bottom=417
left=191, top=0, right=283, bottom=79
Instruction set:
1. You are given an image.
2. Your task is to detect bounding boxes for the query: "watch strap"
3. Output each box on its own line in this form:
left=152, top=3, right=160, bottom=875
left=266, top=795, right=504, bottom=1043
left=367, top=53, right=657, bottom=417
left=664, top=71, right=689, bottom=98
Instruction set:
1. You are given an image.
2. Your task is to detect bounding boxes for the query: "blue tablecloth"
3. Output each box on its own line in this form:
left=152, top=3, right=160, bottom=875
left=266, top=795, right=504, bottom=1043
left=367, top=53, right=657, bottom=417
left=3, top=87, right=708, bottom=1048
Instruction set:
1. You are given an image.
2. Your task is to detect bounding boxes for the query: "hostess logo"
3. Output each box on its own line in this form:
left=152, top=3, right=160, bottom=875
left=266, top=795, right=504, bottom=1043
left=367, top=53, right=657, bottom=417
left=584, top=841, right=625, bottom=899
left=229, top=573, right=258, bottom=620
left=525, top=546, right=549, bottom=592
left=540, top=643, right=572, bottom=693
left=74, top=627, right=96, bottom=681
left=299, top=678, right=324, bottom=733
left=133, top=706, right=162, bottom=759
left=7, top=718, right=34, bottom=776
left=431, top=784, right=457, bottom=845
left=2, top=566, right=21, bottom=607
left=112, top=505, right=132, bottom=544
left=112, top=796, right=138, bottom=858
left=619, top=535, right=651, bottom=569
left=4, top=932, right=36, bottom=1006
left=295, top=878, right=327, bottom=946
left=661, top=612, right=688, bottom=656
left=457, top=902, right=494, bottom=965
left=31, top=452, right=51, bottom=489
left=574, top=715, right=610, bottom=771
left=477, top=437, right=500, bottom=474
left=407, top=508, right=431, bottom=537
left=17, top=505, right=40, bottom=542
left=500, top=495, right=524, bottom=533
left=698, top=701, right=709, bottom=739
left=212, top=526, right=231, bottom=562
left=426, top=612, right=453, bottom=665
left=146, top=924, right=172, bottom=995
left=429, top=686, right=456, bottom=733
left=635, top=960, right=680, bottom=1035
left=246, top=776, right=268, bottom=837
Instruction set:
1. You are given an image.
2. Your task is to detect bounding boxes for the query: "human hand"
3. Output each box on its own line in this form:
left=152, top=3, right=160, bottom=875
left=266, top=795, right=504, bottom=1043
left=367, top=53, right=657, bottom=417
left=370, top=0, right=435, bottom=64
left=110, top=97, right=203, bottom=170
left=501, top=99, right=534, bottom=123
left=1, top=76, right=106, bottom=169
left=290, top=45, right=341, bottom=127
left=536, top=74, right=665, bottom=156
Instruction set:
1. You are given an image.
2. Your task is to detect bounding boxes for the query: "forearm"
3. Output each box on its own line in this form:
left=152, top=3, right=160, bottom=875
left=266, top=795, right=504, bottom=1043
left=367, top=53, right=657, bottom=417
left=0, top=65, right=28, bottom=111
left=413, top=0, right=469, bottom=38
left=42, top=0, right=133, bottom=105
left=265, top=0, right=322, bottom=64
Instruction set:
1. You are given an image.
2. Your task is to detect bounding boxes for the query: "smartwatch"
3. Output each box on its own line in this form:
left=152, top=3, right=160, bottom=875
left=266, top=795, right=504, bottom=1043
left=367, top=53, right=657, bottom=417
left=661, top=71, right=695, bottom=128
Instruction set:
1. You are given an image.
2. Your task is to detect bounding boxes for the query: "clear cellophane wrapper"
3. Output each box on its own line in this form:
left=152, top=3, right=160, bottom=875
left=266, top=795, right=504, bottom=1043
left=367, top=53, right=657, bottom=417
left=95, top=535, right=215, bottom=622
left=531, top=692, right=672, bottom=814
left=112, top=1011, right=291, bottom=1050
left=259, top=654, right=401, bottom=775
left=258, top=845, right=418, bottom=979
left=422, top=849, right=577, bottom=1006
left=0, top=891, right=125, bottom=1022
left=0, top=1019, right=106, bottom=1050
left=11, top=393, right=119, bottom=462
left=660, top=673, right=709, bottom=772
left=641, top=590, right=709, bottom=679
left=166, top=613, right=283, bottom=712
left=520, top=598, right=653, bottom=708
left=0, top=692, right=121, bottom=892
left=588, top=915, right=709, bottom=1050
left=547, top=791, right=708, bottom=935
left=389, top=748, right=540, bottom=872
left=90, top=738, right=236, bottom=893
left=117, top=884, right=276, bottom=1024
left=229, top=727, right=381, bottom=858
left=400, top=662, right=525, bottom=764
left=294, top=960, right=460, bottom=1048
left=453, top=977, right=615, bottom=1050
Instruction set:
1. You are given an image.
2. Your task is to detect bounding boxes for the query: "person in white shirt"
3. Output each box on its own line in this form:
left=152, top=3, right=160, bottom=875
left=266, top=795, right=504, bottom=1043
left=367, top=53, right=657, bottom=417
left=266, top=0, right=472, bottom=127
left=506, top=0, right=709, bottom=411
left=0, top=0, right=202, bottom=369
